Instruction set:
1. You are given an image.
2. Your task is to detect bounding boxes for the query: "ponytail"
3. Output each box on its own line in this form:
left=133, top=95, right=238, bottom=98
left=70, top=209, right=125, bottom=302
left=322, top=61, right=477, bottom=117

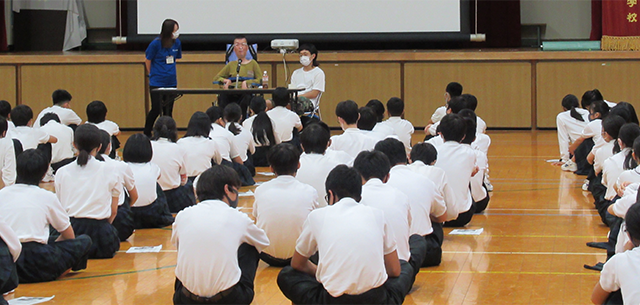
left=228, top=122, right=241, bottom=136
left=74, top=124, right=102, bottom=167
left=77, top=150, right=90, bottom=166
left=562, top=94, right=584, bottom=121
left=570, top=107, right=585, bottom=122
left=223, top=103, right=242, bottom=136
left=151, top=116, right=178, bottom=142
left=618, top=123, right=640, bottom=169
left=624, top=151, right=637, bottom=170
left=252, top=112, right=276, bottom=146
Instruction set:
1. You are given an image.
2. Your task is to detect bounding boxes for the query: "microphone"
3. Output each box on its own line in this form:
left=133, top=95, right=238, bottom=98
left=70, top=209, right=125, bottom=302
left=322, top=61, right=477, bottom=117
left=236, top=58, right=242, bottom=74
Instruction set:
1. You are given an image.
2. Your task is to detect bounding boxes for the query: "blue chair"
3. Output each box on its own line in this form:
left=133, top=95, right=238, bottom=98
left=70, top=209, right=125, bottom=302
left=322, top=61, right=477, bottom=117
left=225, top=43, right=258, bottom=64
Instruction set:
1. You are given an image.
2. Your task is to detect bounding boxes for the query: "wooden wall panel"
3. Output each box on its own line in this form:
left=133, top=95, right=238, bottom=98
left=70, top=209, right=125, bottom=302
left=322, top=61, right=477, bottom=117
left=404, top=62, right=532, bottom=128
left=0, top=66, right=16, bottom=107
left=20, top=64, right=145, bottom=128
left=276, top=63, right=402, bottom=127
left=537, top=61, right=640, bottom=128
left=174, top=63, right=226, bottom=128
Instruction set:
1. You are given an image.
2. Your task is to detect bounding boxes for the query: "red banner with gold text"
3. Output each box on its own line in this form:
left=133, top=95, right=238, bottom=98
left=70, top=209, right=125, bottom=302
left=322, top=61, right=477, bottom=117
left=601, top=0, right=640, bottom=50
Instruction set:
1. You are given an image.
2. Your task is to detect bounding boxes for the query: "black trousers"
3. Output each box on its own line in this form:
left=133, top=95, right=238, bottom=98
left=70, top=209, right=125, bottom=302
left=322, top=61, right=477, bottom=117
left=259, top=252, right=291, bottom=267
left=252, top=146, right=270, bottom=167
left=0, top=239, right=18, bottom=305
left=408, top=234, right=427, bottom=277
left=277, top=260, right=414, bottom=304
left=173, top=243, right=260, bottom=304
left=145, top=85, right=176, bottom=137
left=51, top=157, right=76, bottom=173
left=421, top=232, right=443, bottom=267
left=574, top=138, right=594, bottom=176
left=218, top=93, right=252, bottom=120
left=444, top=203, right=476, bottom=227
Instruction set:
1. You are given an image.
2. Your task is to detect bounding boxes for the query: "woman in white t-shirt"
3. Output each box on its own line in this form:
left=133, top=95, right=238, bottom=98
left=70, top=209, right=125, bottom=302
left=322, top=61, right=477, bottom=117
left=290, top=43, right=325, bottom=114
left=556, top=94, right=589, bottom=163
left=568, top=101, right=611, bottom=175
left=150, top=116, right=195, bottom=213
left=224, top=104, right=255, bottom=176
left=177, top=112, right=222, bottom=180
left=123, top=134, right=174, bottom=229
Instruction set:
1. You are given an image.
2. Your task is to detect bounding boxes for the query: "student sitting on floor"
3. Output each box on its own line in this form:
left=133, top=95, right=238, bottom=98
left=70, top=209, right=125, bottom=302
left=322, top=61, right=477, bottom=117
left=434, top=113, right=478, bottom=227
left=97, top=130, right=138, bottom=241
left=253, top=143, right=318, bottom=266
left=354, top=150, right=427, bottom=282
left=375, top=138, right=447, bottom=267
left=409, top=142, right=456, bottom=219
left=568, top=100, right=610, bottom=175
left=86, top=100, right=121, bottom=159
left=357, top=106, right=389, bottom=143
left=225, top=104, right=256, bottom=176
left=429, top=82, right=463, bottom=126
left=0, top=117, right=15, bottom=187
left=10, top=105, right=57, bottom=154
left=55, top=124, right=121, bottom=259
left=34, top=89, right=82, bottom=129
left=39, top=113, right=75, bottom=175
left=425, top=95, right=468, bottom=139
left=206, top=106, right=254, bottom=186
left=592, top=202, right=640, bottom=305
left=277, top=165, right=414, bottom=304
left=296, top=122, right=352, bottom=207
left=266, top=87, right=303, bottom=147
left=0, top=100, right=14, bottom=137
left=556, top=94, right=590, bottom=167
left=150, top=116, right=195, bottom=213
left=459, top=109, right=491, bottom=213
left=0, top=217, right=20, bottom=305
left=379, top=97, right=414, bottom=153
left=366, top=99, right=396, bottom=138
left=177, top=112, right=222, bottom=181
left=242, top=96, right=279, bottom=167
left=329, top=100, right=378, bottom=158
left=123, top=134, right=174, bottom=229
left=0, top=149, right=92, bottom=282
left=172, top=165, right=269, bottom=305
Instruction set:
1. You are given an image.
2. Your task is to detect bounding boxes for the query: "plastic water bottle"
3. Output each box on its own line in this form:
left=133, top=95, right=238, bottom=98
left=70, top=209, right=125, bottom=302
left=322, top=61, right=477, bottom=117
left=262, top=71, right=269, bottom=88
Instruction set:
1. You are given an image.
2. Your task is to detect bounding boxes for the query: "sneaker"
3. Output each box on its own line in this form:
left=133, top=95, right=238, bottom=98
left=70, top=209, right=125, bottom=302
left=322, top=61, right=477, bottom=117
left=582, top=179, right=589, bottom=191
left=484, top=173, right=493, bottom=192
left=561, top=160, right=577, bottom=172
left=42, top=167, right=54, bottom=182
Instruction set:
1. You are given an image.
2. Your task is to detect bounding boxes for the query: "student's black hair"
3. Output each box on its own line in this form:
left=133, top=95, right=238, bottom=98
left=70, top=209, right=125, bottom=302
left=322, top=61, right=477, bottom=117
left=335, top=100, right=359, bottom=125
left=16, top=149, right=49, bottom=186
left=462, top=94, right=478, bottom=111
left=589, top=100, right=610, bottom=120
left=0, top=100, right=11, bottom=118
left=272, top=87, right=290, bottom=107
left=581, top=89, right=603, bottom=109
left=561, top=94, right=584, bottom=122
left=633, top=137, right=640, bottom=165
left=300, top=123, right=330, bottom=154
left=267, top=143, right=301, bottom=176
left=10, top=105, right=33, bottom=127
left=75, top=124, right=103, bottom=166
left=446, top=82, right=463, bottom=97
left=603, top=115, right=627, bottom=154
left=618, top=123, right=640, bottom=170
left=123, top=133, right=153, bottom=163
left=0, top=117, right=7, bottom=136
left=366, top=99, right=385, bottom=122
left=447, top=96, right=468, bottom=114
left=97, top=130, right=111, bottom=155
left=184, top=111, right=212, bottom=138
left=250, top=96, right=267, bottom=115
left=151, top=116, right=178, bottom=142
left=458, top=109, right=477, bottom=144
left=196, top=165, right=242, bottom=202
left=247, top=98, right=277, bottom=146
left=386, top=97, right=404, bottom=116
left=39, top=112, right=61, bottom=126
left=410, top=142, right=438, bottom=165
left=610, top=102, right=639, bottom=124
left=374, top=138, right=407, bottom=166
left=52, top=89, right=72, bottom=105
left=625, top=202, right=640, bottom=246
left=439, top=113, right=466, bottom=142
left=224, top=103, right=243, bottom=136
left=298, top=43, right=319, bottom=66
left=160, top=19, right=178, bottom=49
left=353, top=150, right=390, bottom=181
left=325, top=165, right=362, bottom=202
left=86, top=100, right=108, bottom=124
left=206, top=106, right=223, bottom=123
left=357, top=107, right=377, bottom=131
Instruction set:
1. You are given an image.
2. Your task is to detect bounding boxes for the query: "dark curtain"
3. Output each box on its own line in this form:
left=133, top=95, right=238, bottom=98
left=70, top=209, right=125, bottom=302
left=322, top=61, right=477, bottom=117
left=0, top=0, right=6, bottom=51
left=464, top=0, right=521, bottom=48
left=590, top=0, right=603, bottom=40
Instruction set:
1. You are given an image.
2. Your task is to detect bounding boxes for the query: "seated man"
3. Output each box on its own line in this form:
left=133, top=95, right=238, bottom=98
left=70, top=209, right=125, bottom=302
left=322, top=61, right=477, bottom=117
left=290, top=43, right=325, bottom=115
left=253, top=143, right=318, bottom=266
left=0, top=117, right=16, bottom=187
left=266, top=87, right=303, bottom=145
left=277, top=165, right=414, bottom=304
left=172, top=165, right=269, bottom=304
left=39, top=113, right=75, bottom=173
left=34, top=89, right=82, bottom=128
left=329, top=100, right=377, bottom=158
left=0, top=149, right=91, bottom=283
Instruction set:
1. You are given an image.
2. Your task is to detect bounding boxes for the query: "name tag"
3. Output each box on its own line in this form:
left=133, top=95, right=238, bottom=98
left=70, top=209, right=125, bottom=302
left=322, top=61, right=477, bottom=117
left=166, top=56, right=174, bottom=64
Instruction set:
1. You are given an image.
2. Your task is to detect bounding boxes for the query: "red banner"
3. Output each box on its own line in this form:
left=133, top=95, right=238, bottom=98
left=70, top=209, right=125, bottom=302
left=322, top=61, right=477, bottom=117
left=603, top=0, right=640, bottom=35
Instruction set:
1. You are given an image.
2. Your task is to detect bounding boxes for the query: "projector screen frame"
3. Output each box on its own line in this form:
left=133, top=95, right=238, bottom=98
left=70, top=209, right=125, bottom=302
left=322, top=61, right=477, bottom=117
left=126, top=0, right=470, bottom=45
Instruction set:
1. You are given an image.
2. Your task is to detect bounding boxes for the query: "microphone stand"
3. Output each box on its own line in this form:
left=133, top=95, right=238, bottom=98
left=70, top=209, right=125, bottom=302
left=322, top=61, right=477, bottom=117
left=235, top=58, right=242, bottom=89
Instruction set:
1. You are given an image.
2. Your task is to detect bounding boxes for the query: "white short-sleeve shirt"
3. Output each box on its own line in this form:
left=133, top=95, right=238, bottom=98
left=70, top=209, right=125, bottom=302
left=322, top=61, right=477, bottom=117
left=470, top=149, right=489, bottom=202
left=582, top=119, right=605, bottom=150
left=0, top=184, right=70, bottom=244
left=594, top=141, right=615, bottom=174
left=172, top=200, right=269, bottom=297
left=361, top=178, right=412, bottom=261
left=55, top=157, right=121, bottom=220
left=0, top=137, right=16, bottom=187
left=600, top=246, right=640, bottom=304
left=434, top=141, right=476, bottom=216
left=11, top=126, right=50, bottom=150
left=387, top=164, right=446, bottom=236
left=295, top=197, right=396, bottom=297
left=102, top=155, right=136, bottom=206
left=372, top=122, right=396, bottom=138
left=602, top=148, right=631, bottom=200
left=242, top=114, right=280, bottom=147
left=34, top=105, right=82, bottom=127
left=151, top=138, right=187, bottom=190
left=209, top=123, right=241, bottom=161
left=556, top=108, right=589, bottom=161
left=296, top=152, right=344, bottom=207
left=177, top=136, right=222, bottom=177
left=408, top=160, right=456, bottom=220
left=610, top=183, right=639, bottom=218
left=266, top=106, right=302, bottom=143
left=0, top=217, right=21, bottom=262
left=253, top=175, right=318, bottom=259
left=226, top=122, right=254, bottom=162
left=40, top=121, right=74, bottom=163
left=329, top=128, right=378, bottom=159
left=290, top=66, right=325, bottom=108
left=127, top=162, right=161, bottom=208
left=380, top=117, right=414, bottom=153
left=87, top=120, right=120, bottom=136
left=430, top=106, right=447, bottom=124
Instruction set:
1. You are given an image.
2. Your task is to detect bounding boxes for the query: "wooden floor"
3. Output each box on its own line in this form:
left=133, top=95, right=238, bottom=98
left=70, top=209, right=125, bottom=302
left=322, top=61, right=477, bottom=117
left=6, top=130, right=608, bottom=304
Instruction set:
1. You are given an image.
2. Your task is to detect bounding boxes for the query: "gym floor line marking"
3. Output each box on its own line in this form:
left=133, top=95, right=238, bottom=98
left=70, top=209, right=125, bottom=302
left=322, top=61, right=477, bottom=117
left=450, top=234, right=604, bottom=238
left=487, top=208, right=598, bottom=212
left=481, top=213, right=599, bottom=217
left=59, top=265, right=176, bottom=281
left=442, top=251, right=606, bottom=255
left=418, top=270, right=599, bottom=276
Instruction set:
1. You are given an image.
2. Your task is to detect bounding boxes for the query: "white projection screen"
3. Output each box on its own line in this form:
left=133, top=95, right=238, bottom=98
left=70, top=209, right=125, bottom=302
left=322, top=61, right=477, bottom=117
left=127, top=0, right=469, bottom=44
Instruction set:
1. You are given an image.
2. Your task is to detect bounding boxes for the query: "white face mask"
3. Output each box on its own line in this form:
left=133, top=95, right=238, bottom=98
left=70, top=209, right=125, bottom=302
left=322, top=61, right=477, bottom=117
left=300, top=55, right=312, bottom=66
left=172, top=30, right=180, bottom=39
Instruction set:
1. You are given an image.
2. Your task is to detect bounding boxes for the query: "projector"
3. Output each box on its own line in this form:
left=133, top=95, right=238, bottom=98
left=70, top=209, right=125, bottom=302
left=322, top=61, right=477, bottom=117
left=271, top=39, right=299, bottom=51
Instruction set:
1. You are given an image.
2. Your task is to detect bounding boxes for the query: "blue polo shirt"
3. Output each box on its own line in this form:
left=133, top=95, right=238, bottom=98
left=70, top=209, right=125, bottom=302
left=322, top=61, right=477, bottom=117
left=145, top=38, right=182, bottom=87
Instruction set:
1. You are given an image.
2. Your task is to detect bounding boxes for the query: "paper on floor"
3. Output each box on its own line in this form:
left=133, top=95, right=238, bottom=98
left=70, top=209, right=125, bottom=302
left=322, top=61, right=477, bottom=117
left=126, top=245, right=163, bottom=253
left=449, top=228, right=484, bottom=235
left=8, top=296, right=55, bottom=305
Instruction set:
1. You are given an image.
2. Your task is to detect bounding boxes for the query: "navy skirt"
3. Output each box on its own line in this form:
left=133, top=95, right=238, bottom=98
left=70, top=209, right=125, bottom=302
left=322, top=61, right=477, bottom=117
left=16, top=235, right=92, bottom=283
left=112, top=202, right=135, bottom=242
left=0, top=239, right=18, bottom=298
left=70, top=217, right=119, bottom=259
left=164, top=181, right=196, bottom=213
left=132, top=184, right=174, bottom=229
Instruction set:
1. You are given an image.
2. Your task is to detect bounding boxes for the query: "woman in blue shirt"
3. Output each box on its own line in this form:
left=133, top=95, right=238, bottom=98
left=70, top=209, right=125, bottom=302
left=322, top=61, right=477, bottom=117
left=144, top=19, right=182, bottom=137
